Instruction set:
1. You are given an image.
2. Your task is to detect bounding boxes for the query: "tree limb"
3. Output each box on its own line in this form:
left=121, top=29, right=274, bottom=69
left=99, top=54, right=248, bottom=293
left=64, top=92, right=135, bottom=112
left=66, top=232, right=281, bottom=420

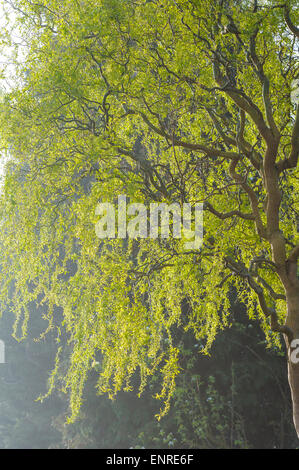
left=204, top=201, right=255, bottom=220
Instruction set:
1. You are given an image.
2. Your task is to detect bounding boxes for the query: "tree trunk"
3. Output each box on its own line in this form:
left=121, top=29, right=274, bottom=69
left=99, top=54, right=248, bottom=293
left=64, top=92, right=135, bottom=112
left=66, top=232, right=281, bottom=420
left=285, top=288, right=299, bottom=439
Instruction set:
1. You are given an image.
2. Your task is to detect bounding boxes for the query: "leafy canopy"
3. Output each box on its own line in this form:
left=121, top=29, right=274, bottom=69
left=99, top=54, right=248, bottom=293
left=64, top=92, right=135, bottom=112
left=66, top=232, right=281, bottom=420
left=0, top=0, right=298, bottom=420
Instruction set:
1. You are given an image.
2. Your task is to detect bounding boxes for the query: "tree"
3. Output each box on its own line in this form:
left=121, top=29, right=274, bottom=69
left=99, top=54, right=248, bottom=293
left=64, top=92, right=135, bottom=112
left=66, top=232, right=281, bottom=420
left=0, top=0, right=298, bottom=439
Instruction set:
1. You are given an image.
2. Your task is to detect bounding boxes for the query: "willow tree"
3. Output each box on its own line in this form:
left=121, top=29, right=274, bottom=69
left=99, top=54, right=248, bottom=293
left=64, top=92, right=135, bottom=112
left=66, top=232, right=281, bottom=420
left=0, top=0, right=298, bottom=437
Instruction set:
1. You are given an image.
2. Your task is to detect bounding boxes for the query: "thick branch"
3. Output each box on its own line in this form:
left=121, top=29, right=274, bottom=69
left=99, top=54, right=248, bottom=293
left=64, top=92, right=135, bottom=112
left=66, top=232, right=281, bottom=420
left=257, top=275, right=286, bottom=301
left=205, top=107, right=236, bottom=148
left=137, top=110, right=240, bottom=160
left=205, top=201, right=255, bottom=220
left=284, top=5, right=299, bottom=39
left=229, top=158, right=267, bottom=238
left=277, top=105, right=299, bottom=173
left=286, top=244, right=299, bottom=284
left=116, top=146, right=169, bottom=197
left=224, top=255, right=293, bottom=342
left=212, top=54, right=272, bottom=144
left=248, top=28, right=280, bottom=137
left=288, top=244, right=299, bottom=264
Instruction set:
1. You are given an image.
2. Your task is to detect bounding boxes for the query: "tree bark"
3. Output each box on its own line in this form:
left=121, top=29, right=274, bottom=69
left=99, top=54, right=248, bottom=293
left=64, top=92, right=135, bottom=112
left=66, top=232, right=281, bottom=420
left=285, top=288, right=299, bottom=438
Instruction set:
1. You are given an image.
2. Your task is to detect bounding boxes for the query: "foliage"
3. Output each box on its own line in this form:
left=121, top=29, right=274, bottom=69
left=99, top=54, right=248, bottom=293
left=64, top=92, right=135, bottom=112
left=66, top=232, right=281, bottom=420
left=0, top=298, right=297, bottom=448
left=0, top=0, right=297, bottom=424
